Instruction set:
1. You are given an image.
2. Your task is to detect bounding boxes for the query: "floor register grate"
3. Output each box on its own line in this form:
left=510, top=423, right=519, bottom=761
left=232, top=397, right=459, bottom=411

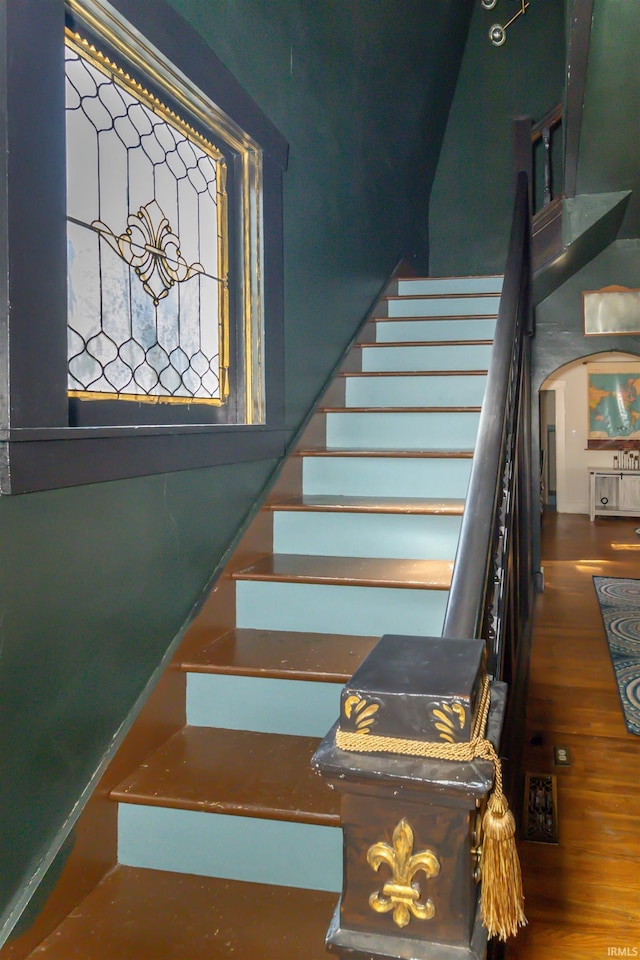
left=523, top=772, right=558, bottom=844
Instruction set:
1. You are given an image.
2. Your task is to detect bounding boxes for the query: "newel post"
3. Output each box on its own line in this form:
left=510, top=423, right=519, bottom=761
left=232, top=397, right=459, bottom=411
left=312, top=634, right=508, bottom=960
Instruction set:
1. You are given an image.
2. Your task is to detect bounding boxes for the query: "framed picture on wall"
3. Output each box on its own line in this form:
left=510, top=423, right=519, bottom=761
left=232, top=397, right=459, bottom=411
left=588, top=361, right=640, bottom=449
left=583, top=285, right=640, bottom=336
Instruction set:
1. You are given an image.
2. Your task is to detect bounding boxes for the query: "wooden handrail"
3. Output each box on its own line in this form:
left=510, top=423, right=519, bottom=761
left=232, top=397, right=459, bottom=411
left=531, top=102, right=562, bottom=143
left=313, top=121, right=536, bottom=960
left=442, top=168, right=533, bottom=681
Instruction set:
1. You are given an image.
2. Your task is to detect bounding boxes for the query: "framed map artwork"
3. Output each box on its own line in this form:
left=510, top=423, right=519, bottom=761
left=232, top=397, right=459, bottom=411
left=588, top=362, right=640, bottom=449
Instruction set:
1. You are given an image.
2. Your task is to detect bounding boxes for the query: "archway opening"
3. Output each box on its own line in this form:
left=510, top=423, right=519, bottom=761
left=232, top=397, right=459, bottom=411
left=539, top=349, right=640, bottom=515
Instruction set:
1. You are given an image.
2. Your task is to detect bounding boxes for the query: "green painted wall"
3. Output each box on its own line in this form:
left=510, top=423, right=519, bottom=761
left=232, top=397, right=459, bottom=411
left=576, top=0, right=640, bottom=238
left=0, top=0, right=473, bottom=940
left=429, top=0, right=566, bottom=276
left=534, top=240, right=640, bottom=391
left=168, top=0, right=473, bottom=425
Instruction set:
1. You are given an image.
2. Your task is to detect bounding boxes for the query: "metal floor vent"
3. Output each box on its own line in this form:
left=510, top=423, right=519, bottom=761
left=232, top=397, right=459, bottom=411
left=523, top=772, right=559, bottom=843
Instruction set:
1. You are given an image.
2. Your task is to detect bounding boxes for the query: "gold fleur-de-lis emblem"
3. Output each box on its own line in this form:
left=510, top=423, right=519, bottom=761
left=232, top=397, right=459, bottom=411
left=343, top=695, right=379, bottom=733
left=367, top=818, right=440, bottom=928
left=93, top=199, right=204, bottom=305
left=432, top=701, right=466, bottom=743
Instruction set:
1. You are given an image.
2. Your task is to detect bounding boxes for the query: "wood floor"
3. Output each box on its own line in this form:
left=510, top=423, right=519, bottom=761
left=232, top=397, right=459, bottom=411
left=506, top=512, right=640, bottom=960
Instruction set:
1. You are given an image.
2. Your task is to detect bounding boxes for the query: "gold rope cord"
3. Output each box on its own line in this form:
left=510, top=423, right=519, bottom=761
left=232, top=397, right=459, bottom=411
left=335, top=673, right=526, bottom=941
left=335, top=675, right=501, bottom=791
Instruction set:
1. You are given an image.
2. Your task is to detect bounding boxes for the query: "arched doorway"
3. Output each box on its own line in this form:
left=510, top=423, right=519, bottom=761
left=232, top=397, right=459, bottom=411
left=540, top=350, right=640, bottom=514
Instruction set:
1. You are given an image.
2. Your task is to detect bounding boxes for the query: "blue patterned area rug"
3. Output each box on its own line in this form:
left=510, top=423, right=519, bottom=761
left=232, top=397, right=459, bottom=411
left=593, top=577, right=640, bottom=736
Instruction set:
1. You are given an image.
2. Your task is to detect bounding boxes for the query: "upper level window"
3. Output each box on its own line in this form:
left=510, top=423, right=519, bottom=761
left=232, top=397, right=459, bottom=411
left=0, top=0, right=288, bottom=492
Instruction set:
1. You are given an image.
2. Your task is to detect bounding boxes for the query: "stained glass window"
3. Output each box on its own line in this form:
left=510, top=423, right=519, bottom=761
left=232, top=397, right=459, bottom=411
left=1, top=0, right=285, bottom=493
left=65, top=31, right=230, bottom=405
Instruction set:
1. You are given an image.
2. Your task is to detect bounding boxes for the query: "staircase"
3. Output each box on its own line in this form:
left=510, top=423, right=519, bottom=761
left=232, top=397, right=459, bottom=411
left=17, top=274, right=502, bottom=959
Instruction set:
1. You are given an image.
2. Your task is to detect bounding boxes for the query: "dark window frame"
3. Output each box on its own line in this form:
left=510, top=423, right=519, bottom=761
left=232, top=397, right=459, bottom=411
left=0, top=0, right=288, bottom=494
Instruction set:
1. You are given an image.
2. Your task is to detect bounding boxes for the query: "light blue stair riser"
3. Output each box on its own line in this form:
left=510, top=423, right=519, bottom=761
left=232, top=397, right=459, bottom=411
left=375, top=318, right=496, bottom=343
left=236, top=580, right=449, bottom=637
left=325, top=411, right=480, bottom=451
left=187, top=673, right=340, bottom=736
left=396, top=277, right=503, bottom=296
left=386, top=295, right=500, bottom=318
left=272, top=511, right=462, bottom=560
left=303, top=455, right=472, bottom=499
left=361, top=343, right=493, bottom=372
left=118, top=805, right=342, bottom=892
left=345, top=374, right=487, bottom=408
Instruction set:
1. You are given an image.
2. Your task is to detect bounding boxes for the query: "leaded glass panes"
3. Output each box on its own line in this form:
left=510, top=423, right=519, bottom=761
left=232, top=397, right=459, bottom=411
left=65, top=32, right=230, bottom=404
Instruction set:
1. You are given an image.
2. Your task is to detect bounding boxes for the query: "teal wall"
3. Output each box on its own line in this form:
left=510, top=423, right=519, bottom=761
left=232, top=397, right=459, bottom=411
left=534, top=240, right=640, bottom=390
left=168, top=0, right=473, bottom=425
left=429, top=0, right=566, bottom=276
left=576, top=0, right=640, bottom=238
left=0, top=0, right=473, bottom=941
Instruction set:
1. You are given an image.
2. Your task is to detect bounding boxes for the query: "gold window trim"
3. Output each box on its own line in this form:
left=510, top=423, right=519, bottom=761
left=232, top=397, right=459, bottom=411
left=65, top=0, right=265, bottom=422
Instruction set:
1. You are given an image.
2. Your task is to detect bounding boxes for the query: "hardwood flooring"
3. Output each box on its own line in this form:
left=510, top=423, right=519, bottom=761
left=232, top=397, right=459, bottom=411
left=505, top=512, right=640, bottom=960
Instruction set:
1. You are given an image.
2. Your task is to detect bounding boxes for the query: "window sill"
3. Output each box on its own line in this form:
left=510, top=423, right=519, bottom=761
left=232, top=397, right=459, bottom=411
left=1, top=425, right=288, bottom=494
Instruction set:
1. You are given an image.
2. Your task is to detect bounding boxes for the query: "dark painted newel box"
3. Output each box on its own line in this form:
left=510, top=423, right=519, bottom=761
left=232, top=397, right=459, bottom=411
left=339, top=634, right=487, bottom=743
left=312, top=634, right=507, bottom=960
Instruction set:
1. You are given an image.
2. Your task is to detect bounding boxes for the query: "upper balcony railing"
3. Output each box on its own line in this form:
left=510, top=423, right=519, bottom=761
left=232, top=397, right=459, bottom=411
left=531, top=102, right=563, bottom=214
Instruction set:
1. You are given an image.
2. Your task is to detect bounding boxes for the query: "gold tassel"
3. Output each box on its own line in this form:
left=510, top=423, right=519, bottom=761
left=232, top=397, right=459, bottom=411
left=480, top=790, right=527, bottom=941
left=335, top=678, right=527, bottom=942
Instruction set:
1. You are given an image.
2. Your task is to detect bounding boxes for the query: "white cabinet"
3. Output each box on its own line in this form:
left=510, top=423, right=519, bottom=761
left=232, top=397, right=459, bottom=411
left=589, top=468, right=640, bottom=521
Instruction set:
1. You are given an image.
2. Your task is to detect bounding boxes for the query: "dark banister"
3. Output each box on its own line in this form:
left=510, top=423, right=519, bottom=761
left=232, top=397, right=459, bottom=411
left=530, top=103, right=562, bottom=143
left=526, top=103, right=563, bottom=214
left=312, top=129, right=535, bottom=960
left=513, top=115, right=533, bottom=218
left=442, top=169, right=531, bottom=655
left=531, top=104, right=562, bottom=209
left=542, top=127, right=553, bottom=207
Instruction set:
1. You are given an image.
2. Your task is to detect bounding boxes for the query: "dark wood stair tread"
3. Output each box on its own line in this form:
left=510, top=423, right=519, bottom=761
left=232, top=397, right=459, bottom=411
left=370, top=316, right=498, bottom=323
left=390, top=273, right=502, bottom=281
left=383, top=291, right=499, bottom=301
left=354, top=339, right=493, bottom=348
left=180, top=627, right=377, bottom=682
left=25, top=866, right=336, bottom=960
left=371, top=319, right=497, bottom=328
left=337, top=370, right=488, bottom=377
left=232, top=554, right=453, bottom=589
left=318, top=405, right=481, bottom=413
left=294, top=447, right=474, bottom=458
left=110, top=726, right=339, bottom=826
left=265, top=494, right=466, bottom=515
